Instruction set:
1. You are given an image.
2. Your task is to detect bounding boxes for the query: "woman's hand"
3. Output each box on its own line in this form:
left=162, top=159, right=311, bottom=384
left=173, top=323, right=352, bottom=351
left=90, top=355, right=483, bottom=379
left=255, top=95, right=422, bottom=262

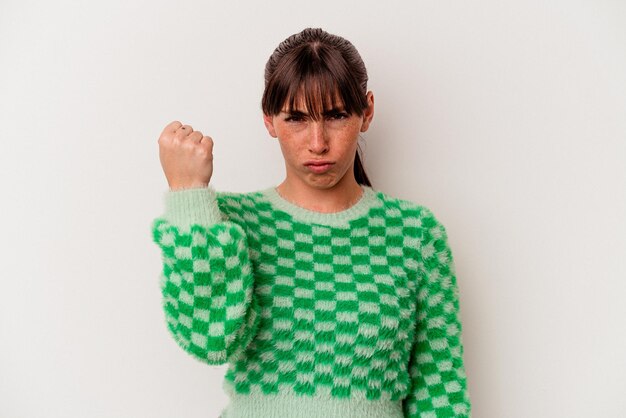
left=157, top=120, right=214, bottom=190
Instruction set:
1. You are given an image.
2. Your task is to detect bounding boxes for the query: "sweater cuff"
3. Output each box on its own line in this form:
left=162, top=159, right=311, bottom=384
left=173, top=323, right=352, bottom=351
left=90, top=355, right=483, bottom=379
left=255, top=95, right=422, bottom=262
left=163, top=185, right=223, bottom=228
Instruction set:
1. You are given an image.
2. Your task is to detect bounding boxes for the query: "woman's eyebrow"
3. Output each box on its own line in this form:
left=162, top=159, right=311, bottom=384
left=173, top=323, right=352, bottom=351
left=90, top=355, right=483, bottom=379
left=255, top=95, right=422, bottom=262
left=322, top=107, right=346, bottom=115
left=282, top=110, right=308, bottom=116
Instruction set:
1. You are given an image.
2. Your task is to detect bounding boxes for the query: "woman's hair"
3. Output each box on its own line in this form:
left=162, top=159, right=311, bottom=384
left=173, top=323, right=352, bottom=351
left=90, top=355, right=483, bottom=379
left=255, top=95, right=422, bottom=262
left=261, top=28, right=372, bottom=187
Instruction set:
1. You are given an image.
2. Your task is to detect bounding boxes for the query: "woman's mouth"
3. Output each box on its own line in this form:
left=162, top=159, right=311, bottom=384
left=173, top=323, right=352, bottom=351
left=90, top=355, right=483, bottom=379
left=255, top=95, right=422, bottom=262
left=305, top=162, right=334, bottom=173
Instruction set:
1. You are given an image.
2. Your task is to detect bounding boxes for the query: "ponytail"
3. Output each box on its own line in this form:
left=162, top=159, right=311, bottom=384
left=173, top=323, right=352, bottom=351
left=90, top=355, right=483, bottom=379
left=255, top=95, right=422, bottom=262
left=354, top=146, right=372, bottom=187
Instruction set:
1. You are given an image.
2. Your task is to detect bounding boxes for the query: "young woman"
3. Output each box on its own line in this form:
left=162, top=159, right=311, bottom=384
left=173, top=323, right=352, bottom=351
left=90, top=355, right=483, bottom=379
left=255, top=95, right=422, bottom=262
left=152, top=28, right=471, bottom=418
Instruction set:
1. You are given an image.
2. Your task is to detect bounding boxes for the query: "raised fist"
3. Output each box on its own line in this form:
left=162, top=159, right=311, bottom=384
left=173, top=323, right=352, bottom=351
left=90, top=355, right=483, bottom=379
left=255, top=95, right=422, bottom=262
left=157, top=121, right=214, bottom=190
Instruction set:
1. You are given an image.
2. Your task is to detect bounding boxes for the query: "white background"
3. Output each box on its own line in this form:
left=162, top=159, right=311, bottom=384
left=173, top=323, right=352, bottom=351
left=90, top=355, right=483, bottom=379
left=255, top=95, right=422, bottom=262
left=1, top=1, right=625, bottom=417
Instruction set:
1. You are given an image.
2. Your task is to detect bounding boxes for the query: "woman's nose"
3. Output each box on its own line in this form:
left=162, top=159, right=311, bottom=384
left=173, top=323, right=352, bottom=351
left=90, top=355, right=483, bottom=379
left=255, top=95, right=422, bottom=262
left=308, top=121, right=329, bottom=154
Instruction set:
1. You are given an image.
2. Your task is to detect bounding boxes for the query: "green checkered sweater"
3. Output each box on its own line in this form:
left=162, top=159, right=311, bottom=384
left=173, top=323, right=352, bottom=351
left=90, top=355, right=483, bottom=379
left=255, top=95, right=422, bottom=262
left=151, top=185, right=471, bottom=418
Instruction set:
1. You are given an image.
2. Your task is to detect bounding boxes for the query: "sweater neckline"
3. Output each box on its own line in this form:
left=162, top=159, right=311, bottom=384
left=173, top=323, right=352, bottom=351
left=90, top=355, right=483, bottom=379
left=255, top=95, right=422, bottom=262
left=260, top=185, right=380, bottom=226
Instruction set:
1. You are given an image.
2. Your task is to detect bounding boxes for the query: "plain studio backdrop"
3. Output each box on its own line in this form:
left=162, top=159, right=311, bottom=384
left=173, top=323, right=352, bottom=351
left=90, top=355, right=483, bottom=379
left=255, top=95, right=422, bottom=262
left=1, top=1, right=625, bottom=417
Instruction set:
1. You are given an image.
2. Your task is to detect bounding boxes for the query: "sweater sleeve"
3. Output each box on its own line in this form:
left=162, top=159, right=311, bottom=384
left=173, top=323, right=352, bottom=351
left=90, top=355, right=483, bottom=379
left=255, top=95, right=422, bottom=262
left=150, top=185, right=261, bottom=365
left=403, top=208, right=471, bottom=417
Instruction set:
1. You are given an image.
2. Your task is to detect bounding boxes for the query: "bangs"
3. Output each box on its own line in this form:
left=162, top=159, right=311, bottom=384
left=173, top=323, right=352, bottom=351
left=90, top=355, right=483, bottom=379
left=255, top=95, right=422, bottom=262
left=262, top=44, right=368, bottom=120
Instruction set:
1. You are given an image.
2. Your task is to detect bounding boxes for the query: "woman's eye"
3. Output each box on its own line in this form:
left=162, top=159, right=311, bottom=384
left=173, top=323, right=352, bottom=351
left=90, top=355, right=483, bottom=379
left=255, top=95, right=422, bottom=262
left=328, top=112, right=348, bottom=120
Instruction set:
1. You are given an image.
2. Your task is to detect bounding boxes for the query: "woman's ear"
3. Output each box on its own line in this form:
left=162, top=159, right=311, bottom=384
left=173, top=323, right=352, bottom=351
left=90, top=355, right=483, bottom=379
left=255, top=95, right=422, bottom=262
left=263, top=114, right=278, bottom=138
left=360, top=91, right=375, bottom=133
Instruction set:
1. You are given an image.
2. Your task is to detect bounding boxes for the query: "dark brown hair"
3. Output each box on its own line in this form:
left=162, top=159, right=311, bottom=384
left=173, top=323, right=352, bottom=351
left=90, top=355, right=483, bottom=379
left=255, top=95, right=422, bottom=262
left=261, top=28, right=372, bottom=187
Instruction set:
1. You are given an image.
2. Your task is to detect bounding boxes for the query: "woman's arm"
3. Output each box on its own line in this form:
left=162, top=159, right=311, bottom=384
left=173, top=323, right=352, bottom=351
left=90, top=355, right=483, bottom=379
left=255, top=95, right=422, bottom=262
left=151, top=186, right=261, bottom=365
left=403, top=207, right=472, bottom=417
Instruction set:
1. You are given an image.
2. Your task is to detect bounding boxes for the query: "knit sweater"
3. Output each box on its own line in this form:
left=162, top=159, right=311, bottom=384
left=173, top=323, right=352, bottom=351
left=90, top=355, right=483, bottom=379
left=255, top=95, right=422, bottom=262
left=150, top=184, right=471, bottom=418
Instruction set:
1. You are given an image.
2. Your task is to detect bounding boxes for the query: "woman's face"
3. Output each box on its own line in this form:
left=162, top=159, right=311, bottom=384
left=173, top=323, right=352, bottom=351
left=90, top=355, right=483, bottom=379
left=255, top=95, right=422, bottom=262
left=263, top=91, right=374, bottom=190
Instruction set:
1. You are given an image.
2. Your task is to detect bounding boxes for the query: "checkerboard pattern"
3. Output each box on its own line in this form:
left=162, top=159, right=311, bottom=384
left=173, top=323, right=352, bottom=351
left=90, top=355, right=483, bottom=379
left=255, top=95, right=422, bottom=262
left=152, top=218, right=261, bottom=365
left=402, top=211, right=471, bottom=417
left=151, top=186, right=471, bottom=417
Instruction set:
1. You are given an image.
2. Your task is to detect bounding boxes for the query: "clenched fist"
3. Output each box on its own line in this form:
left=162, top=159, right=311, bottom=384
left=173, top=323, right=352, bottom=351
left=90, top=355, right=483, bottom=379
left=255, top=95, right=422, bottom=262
left=157, top=121, right=214, bottom=191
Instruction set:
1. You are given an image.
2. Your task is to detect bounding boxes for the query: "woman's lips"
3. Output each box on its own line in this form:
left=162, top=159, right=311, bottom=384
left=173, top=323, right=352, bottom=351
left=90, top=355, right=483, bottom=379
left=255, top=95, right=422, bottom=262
left=305, top=163, right=334, bottom=173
